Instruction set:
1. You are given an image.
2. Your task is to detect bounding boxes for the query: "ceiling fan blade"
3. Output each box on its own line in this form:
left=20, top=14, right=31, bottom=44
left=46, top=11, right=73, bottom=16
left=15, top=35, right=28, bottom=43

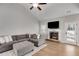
left=37, top=6, right=42, bottom=11
left=30, top=6, right=33, bottom=10
left=38, top=3, right=47, bottom=5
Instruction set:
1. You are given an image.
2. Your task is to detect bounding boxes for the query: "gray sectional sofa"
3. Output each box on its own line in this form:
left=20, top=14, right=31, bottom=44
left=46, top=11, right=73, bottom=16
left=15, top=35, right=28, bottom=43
left=0, top=34, right=45, bottom=54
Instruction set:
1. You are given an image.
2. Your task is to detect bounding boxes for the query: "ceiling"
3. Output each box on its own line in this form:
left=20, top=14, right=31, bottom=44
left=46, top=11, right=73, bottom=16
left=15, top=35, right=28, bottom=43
left=23, top=3, right=79, bottom=21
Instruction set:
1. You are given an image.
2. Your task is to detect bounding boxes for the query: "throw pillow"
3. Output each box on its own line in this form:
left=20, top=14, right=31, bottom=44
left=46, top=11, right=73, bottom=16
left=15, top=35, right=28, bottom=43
left=4, top=36, right=10, bottom=43
left=0, top=36, right=6, bottom=44
left=37, top=34, right=40, bottom=39
left=8, top=35, right=13, bottom=41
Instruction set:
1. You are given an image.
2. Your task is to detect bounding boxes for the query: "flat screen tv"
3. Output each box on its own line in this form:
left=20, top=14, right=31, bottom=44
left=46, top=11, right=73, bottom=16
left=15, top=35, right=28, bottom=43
left=48, top=21, right=59, bottom=29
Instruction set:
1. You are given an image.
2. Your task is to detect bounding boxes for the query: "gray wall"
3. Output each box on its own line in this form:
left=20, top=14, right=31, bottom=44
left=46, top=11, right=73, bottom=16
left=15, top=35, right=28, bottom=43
left=0, top=3, right=39, bottom=35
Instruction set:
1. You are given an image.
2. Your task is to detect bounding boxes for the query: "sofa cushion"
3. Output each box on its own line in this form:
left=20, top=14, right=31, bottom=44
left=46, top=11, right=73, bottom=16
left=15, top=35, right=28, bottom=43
left=12, top=34, right=29, bottom=41
left=25, top=34, right=29, bottom=38
left=13, top=39, right=29, bottom=43
left=4, top=36, right=10, bottom=43
left=8, top=35, right=13, bottom=42
left=17, top=35, right=28, bottom=40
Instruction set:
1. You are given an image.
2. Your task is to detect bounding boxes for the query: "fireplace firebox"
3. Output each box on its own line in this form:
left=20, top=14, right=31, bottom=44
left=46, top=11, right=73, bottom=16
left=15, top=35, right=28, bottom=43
left=50, top=32, right=58, bottom=40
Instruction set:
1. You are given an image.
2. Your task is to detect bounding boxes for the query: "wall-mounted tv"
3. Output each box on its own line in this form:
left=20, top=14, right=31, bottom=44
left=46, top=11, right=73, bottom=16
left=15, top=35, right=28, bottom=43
left=48, top=21, right=59, bottom=29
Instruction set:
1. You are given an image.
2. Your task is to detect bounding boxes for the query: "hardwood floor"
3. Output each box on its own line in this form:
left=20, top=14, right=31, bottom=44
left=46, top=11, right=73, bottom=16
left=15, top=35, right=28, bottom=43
left=33, top=40, right=79, bottom=56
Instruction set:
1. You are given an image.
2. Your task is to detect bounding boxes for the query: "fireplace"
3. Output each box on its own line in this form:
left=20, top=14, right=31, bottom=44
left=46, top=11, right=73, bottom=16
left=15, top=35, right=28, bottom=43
left=49, top=32, right=58, bottom=40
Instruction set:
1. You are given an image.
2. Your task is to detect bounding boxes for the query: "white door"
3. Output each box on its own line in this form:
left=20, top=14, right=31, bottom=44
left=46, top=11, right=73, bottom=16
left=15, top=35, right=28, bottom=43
left=65, top=23, right=77, bottom=45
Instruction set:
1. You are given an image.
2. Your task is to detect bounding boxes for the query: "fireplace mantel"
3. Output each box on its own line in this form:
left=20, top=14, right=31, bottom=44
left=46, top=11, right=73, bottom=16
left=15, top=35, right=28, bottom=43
left=48, top=29, right=60, bottom=32
left=47, top=29, right=60, bottom=41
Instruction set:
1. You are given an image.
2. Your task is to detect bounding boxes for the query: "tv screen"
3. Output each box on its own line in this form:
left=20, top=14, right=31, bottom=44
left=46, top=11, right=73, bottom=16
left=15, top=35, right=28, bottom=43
left=48, top=21, right=59, bottom=29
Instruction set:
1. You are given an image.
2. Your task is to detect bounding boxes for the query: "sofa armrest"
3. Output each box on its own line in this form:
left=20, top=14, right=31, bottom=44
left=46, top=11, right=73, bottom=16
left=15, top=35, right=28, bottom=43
left=38, top=38, right=46, bottom=46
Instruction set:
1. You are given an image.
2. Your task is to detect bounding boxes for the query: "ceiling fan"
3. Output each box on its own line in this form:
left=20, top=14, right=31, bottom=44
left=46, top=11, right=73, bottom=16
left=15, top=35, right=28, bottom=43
left=30, top=3, right=47, bottom=11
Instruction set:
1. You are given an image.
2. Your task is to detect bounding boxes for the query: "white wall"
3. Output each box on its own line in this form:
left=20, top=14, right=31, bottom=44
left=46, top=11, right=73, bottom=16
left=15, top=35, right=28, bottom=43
left=0, top=3, right=39, bottom=35
left=39, top=21, right=48, bottom=39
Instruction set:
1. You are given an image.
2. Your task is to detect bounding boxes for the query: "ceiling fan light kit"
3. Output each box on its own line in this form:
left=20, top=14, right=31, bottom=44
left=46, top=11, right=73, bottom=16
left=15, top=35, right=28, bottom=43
left=30, top=3, right=47, bottom=11
left=33, top=3, right=38, bottom=7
